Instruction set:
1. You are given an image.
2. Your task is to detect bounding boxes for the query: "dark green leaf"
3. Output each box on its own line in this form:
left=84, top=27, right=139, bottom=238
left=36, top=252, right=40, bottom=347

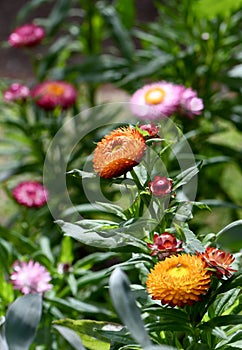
left=109, top=268, right=152, bottom=348
left=5, top=294, right=42, bottom=350
left=216, top=220, right=242, bottom=252
left=53, top=325, right=86, bottom=350
left=200, top=315, right=242, bottom=329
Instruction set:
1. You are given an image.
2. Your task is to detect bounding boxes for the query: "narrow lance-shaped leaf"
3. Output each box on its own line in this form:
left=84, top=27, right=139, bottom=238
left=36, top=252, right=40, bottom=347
left=5, top=294, right=42, bottom=350
left=53, top=325, right=87, bottom=350
left=109, top=268, right=151, bottom=348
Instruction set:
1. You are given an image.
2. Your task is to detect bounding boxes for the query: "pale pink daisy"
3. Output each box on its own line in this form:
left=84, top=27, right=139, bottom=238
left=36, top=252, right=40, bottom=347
left=130, top=81, right=183, bottom=120
left=12, top=181, right=48, bottom=208
left=179, top=87, right=204, bottom=118
left=3, top=83, right=30, bottom=103
left=31, top=81, right=77, bottom=110
left=8, top=23, right=45, bottom=48
left=10, top=260, right=52, bottom=294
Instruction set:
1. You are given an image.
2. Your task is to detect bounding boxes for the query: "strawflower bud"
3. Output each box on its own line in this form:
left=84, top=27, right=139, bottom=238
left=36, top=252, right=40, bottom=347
left=148, top=176, right=173, bottom=197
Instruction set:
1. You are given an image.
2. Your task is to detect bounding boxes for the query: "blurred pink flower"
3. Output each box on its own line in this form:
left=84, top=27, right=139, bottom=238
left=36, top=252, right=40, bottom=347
left=148, top=176, right=173, bottom=197
left=130, top=82, right=183, bottom=119
left=179, top=87, right=204, bottom=118
left=3, top=83, right=30, bottom=102
left=10, top=260, right=52, bottom=294
left=13, top=181, right=48, bottom=208
left=31, top=81, right=77, bottom=110
left=8, top=23, right=45, bottom=48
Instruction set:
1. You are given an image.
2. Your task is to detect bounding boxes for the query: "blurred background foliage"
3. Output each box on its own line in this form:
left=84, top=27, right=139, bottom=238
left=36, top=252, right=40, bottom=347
left=0, top=0, right=241, bottom=349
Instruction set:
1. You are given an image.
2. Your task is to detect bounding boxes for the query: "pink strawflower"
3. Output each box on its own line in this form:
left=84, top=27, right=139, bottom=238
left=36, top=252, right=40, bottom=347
left=148, top=176, right=173, bottom=197
left=12, top=181, right=48, bottom=208
left=130, top=81, right=183, bottom=120
left=3, top=83, right=30, bottom=102
left=31, top=81, right=77, bottom=110
left=148, top=232, right=183, bottom=260
left=179, top=87, right=204, bottom=118
left=10, top=260, right=52, bottom=294
left=8, top=23, right=45, bottom=48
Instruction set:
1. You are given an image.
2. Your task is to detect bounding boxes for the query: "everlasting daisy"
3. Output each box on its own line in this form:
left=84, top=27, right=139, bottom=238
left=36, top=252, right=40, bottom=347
left=93, top=126, right=146, bottom=179
left=198, top=247, right=236, bottom=279
left=8, top=23, right=45, bottom=48
left=3, top=83, right=30, bottom=103
left=130, top=81, right=183, bottom=120
left=31, top=81, right=77, bottom=110
left=147, top=232, right=183, bottom=259
left=148, top=176, right=173, bottom=197
left=146, top=254, right=211, bottom=307
left=10, top=260, right=52, bottom=294
left=13, top=181, right=48, bottom=208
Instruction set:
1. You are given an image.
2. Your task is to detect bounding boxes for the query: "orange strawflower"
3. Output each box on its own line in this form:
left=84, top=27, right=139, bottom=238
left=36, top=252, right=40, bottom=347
left=198, top=247, right=236, bottom=279
left=146, top=254, right=211, bottom=308
left=93, top=126, right=146, bottom=179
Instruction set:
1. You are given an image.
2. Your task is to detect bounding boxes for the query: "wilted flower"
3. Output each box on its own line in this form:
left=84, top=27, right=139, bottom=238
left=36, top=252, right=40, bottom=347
left=147, top=232, right=183, bottom=259
left=31, top=81, right=77, bottom=110
left=10, top=260, right=52, bottom=294
left=3, top=83, right=30, bottom=102
left=198, top=247, right=236, bottom=279
left=13, top=181, right=48, bottom=208
left=130, top=81, right=183, bottom=119
left=179, top=87, right=204, bottom=118
left=148, top=176, right=173, bottom=197
left=146, top=254, right=211, bottom=307
left=93, top=126, right=146, bottom=179
left=139, top=123, right=160, bottom=139
left=8, top=23, right=45, bottom=48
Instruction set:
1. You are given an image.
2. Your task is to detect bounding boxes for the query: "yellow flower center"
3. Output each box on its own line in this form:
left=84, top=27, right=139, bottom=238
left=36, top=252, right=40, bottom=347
left=45, top=83, right=65, bottom=96
left=167, top=263, right=189, bottom=278
left=145, top=87, right=166, bottom=105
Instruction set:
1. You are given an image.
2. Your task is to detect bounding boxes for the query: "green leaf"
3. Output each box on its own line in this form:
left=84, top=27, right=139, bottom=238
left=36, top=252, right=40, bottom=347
left=120, top=54, right=172, bottom=85
left=0, top=316, right=8, bottom=350
left=109, top=268, right=151, bottom=348
left=97, top=2, right=134, bottom=61
left=143, top=307, right=192, bottom=333
left=115, top=0, right=135, bottom=29
left=192, top=0, right=242, bottom=19
left=53, top=319, right=111, bottom=350
left=173, top=162, right=202, bottom=190
left=5, top=294, right=42, bottom=350
left=53, top=325, right=86, bottom=350
left=57, top=220, right=145, bottom=250
left=174, top=225, right=204, bottom=253
left=200, top=315, right=242, bottom=329
left=216, top=220, right=242, bottom=252
left=59, top=236, right=74, bottom=264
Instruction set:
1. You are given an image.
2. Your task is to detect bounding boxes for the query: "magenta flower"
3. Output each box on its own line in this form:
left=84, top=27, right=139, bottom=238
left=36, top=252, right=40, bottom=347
left=148, top=176, right=173, bottom=197
left=8, top=23, right=45, bottom=48
left=12, top=181, right=48, bottom=208
left=179, top=87, right=204, bottom=118
left=147, top=232, right=183, bottom=260
left=130, top=81, right=183, bottom=120
left=3, top=83, right=30, bottom=103
left=10, top=260, right=52, bottom=294
left=31, top=81, right=77, bottom=110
